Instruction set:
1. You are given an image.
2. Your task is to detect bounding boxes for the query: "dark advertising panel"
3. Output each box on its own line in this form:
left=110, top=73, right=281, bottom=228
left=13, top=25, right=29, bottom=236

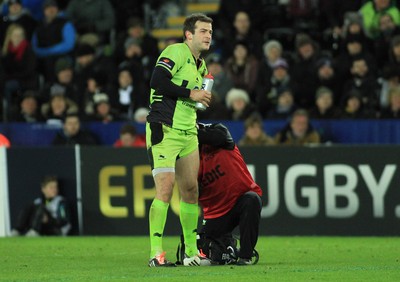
left=79, top=146, right=400, bottom=236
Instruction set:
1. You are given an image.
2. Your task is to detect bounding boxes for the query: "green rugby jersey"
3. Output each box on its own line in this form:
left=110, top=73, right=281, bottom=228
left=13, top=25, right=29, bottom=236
left=147, top=43, right=207, bottom=130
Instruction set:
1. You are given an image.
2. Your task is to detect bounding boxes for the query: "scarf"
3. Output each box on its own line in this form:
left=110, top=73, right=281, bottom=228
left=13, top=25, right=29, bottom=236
left=8, top=39, right=29, bottom=61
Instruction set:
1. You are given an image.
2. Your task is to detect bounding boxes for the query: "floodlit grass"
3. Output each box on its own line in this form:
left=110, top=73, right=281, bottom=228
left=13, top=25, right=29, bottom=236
left=1, top=236, right=399, bottom=281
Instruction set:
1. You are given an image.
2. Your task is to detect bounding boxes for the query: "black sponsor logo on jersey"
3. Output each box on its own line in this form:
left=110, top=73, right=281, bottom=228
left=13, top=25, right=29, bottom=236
left=157, top=57, right=175, bottom=70
left=201, top=164, right=226, bottom=186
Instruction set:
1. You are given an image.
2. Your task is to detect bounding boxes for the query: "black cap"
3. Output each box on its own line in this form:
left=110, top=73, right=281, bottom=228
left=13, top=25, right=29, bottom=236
left=9, top=0, right=22, bottom=5
left=43, top=0, right=58, bottom=9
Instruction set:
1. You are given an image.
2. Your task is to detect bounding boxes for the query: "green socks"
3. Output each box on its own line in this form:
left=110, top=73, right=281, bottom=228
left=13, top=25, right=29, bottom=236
left=149, top=198, right=169, bottom=258
left=180, top=201, right=199, bottom=257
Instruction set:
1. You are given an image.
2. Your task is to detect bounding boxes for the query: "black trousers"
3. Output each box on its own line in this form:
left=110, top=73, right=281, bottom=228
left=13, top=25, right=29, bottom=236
left=200, top=191, right=262, bottom=259
left=15, top=203, right=61, bottom=235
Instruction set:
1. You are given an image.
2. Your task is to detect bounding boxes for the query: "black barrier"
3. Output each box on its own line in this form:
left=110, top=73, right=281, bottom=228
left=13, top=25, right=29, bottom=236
left=7, top=146, right=400, bottom=236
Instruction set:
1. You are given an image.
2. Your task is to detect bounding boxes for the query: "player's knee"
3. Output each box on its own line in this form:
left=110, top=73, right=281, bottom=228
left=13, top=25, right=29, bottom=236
left=242, top=192, right=262, bottom=213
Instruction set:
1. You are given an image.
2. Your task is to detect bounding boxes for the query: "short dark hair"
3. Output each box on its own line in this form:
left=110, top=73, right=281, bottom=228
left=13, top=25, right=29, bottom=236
left=63, top=112, right=80, bottom=123
left=120, top=124, right=137, bottom=136
left=183, top=13, right=213, bottom=40
left=41, top=175, right=58, bottom=188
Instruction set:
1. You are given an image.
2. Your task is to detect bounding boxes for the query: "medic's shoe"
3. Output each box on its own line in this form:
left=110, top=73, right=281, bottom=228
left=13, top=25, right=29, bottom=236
left=148, top=252, right=176, bottom=267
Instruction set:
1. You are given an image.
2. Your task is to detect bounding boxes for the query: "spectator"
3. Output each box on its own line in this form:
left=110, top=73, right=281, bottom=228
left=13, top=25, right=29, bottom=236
left=225, top=88, right=258, bottom=121
left=220, top=11, right=263, bottom=60
left=274, top=109, right=321, bottom=145
left=374, top=13, right=400, bottom=69
left=338, top=90, right=374, bottom=119
left=133, top=107, right=149, bottom=124
left=308, top=86, right=341, bottom=119
left=256, top=58, right=292, bottom=117
left=267, top=87, right=298, bottom=120
left=290, top=34, right=321, bottom=109
left=73, top=43, right=116, bottom=98
left=86, top=92, right=120, bottom=123
left=314, top=57, right=343, bottom=105
left=379, top=65, right=400, bottom=108
left=334, top=33, right=377, bottom=83
left=256, top=40, right=284, bottom=96
left=204, top=53, right=233, bottom=104
left=0, top=0, right=37, bottom=42
left=224, top=41, right=259, bottom=98
left=66, top=0, right=115, bottom=46
left=380, top=86, right=400, bottom=118
left=387, top=35, right=400, bottom=69
left=1, top=23, right=38, bottom=121
left=9, top=90, right=44, bottom=122
left=114, top=16, right=159, bottom=83
left=82, top=70, right=111, bottom=116
left=238, top=114, right=274, bottom=146
left=113, top=123, right=145, bottom=148
left=52, top=113, right=98, bottom=145
left=109, top=0, right=144, bottom=35
left=108, top=65, right=148, bottom=120
left=40, top=56, right=80, bottom=106
left=10, top=175, right=72, bottom=236
left=42, top=93, right=78, bottom=125
left=342, top=56, right=381, bottom=113
left=359, top=0, right=400, bottom=39
left=31, top=0, right=76, bottom=82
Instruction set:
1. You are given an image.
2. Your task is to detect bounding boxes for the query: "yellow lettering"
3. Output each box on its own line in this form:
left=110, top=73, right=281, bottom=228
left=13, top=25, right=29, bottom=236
left=133, top=165, right=154, bottom=217
left=99, top=166, right=128, bottom=217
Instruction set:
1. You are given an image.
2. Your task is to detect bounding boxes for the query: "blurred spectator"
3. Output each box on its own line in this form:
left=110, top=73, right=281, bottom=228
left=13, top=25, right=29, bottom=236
left=314, top=57, right=343, bottom=105
left=374, top=13, right=400, bottom=69
left=220, top=11, right=263, bottom=60
left=225, top=88, right=258, bottom=121
left=267, top=87, right=297, bottom=120
left=41, top=93, right=78, bottom=125
left=342, top=56, right=381, bottom=113
left=0, top=133, right=11, bottom=147
left=308, top=86, right=340, bottom=119
left=10, top=175, right=71, bottom=236
left=256, top=40, right=284, bottom=94
left=380, top=86, right=400, bottom=118
left=204, top=53, right=233, bottom=104
left=387, top=35, right=400, bottom=69
left=113, top=123, right=145, bottom=148
left=9, top=90, right=44, bottom=122
left=82, top=70, right=111, bottom=116
left=73, top=43, right=116, bottom=98
left=334, top=33, right=377, bottom=83
left=320, top=0, right=363, bottom=39
left=66, top=0, right=115, bottom=46
left=114, top=16, right=159, bottom=83
left=290, top=34, right=321, bottom=109
left=52, top=112, right=98, bottom=145
left=108, top=65, right=148, bottom=120
left=133, top=107, right=149, bottom=124
left=86, top=92, right=120, bottom=123
left=1, top=23, right=38, bottom=121
left=0, top=0, right=37, bottom=42
left=255, top=58, right=292, bottom=117
left=32, top=0, right=76, bottom=82
left=224, top=41, right=259, bottom=98
left=109, top=0, right=144, bottom=35
left=359, top=0, right=400, bottom=39
left=379, top=65, right=400, bottom=108
left=274, top=109, right=321, bottom=145
left=238, top=114, right=274, bottom=146
left=338, top=90, right=374, bottom=119
left=40, top=56, right=80, bottom=106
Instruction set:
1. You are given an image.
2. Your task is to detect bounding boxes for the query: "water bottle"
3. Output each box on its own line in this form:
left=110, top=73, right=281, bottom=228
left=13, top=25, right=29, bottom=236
left=195, top=73, right=214, bottom=111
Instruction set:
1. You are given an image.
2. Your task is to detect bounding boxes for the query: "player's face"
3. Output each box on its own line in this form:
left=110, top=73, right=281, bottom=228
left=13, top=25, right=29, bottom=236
left=192, top=21, right=212, bottom=52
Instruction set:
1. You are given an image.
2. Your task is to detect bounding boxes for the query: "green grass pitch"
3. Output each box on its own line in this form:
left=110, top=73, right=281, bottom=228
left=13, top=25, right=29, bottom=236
left=1, top=236, right=399, bottom=281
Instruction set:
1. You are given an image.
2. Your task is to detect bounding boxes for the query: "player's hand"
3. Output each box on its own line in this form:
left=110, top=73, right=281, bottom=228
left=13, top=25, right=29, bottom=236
left=189, top=90, right=212, bottom=107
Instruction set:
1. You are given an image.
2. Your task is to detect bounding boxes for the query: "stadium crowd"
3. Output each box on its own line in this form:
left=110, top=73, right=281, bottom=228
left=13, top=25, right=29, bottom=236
left=1, top=0, right=400, bottom=145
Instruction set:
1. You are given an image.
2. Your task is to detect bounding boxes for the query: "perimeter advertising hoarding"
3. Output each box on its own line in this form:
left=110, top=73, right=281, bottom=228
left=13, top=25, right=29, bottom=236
left=80, top=146, right=400, bottom=236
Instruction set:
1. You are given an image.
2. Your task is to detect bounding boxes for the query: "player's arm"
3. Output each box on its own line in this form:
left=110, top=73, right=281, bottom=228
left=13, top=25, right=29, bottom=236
left=150, top=66, right=190, bottom=98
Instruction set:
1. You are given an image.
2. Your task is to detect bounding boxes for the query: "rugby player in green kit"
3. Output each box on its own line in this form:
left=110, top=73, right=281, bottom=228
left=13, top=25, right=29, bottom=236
left=146, top=13, right=213, bottom=267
